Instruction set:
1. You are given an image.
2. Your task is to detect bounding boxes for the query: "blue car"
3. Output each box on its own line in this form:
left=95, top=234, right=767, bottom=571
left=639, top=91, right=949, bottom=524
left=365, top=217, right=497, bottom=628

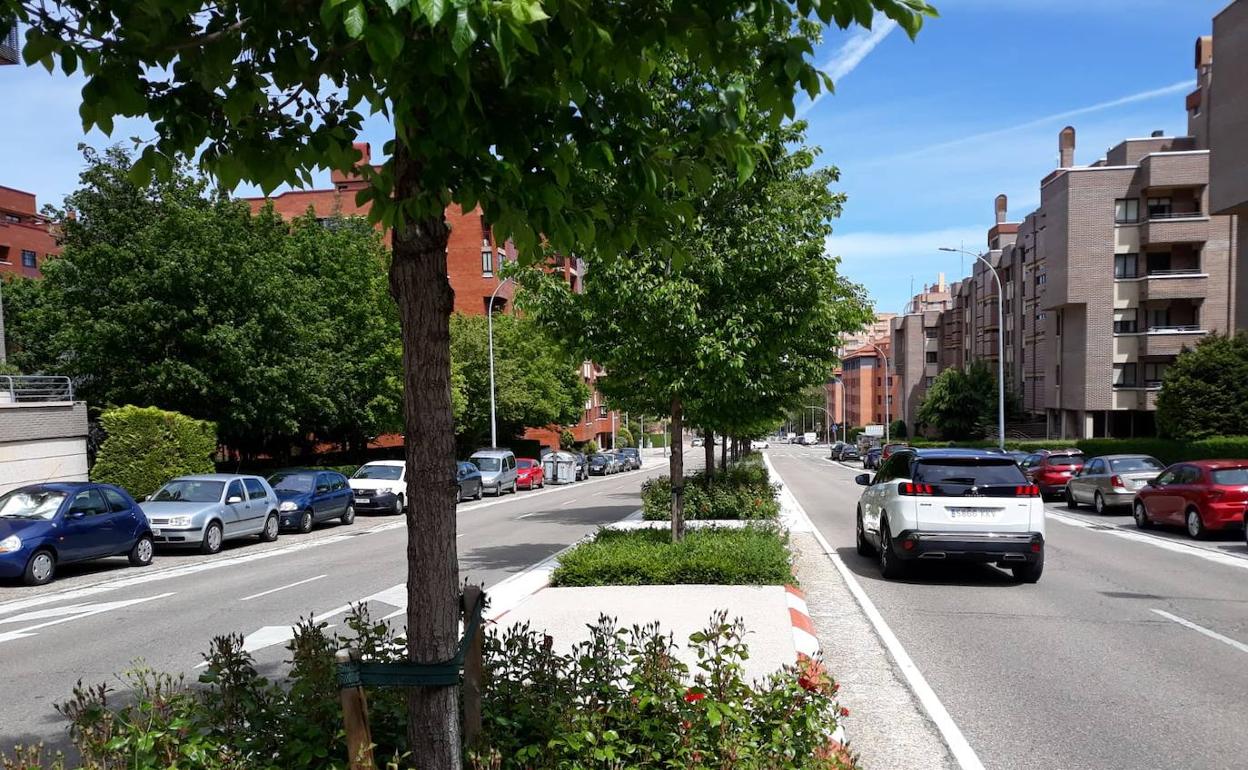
left=0, top=482, right=155, bottom=586
left=267, top=469, right=355, bottom=533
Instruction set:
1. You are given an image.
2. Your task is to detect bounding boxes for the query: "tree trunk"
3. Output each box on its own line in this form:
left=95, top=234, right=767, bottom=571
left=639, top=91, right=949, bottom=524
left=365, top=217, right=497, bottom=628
left=719, top=434, right=727, bottom=471
left=670, top=396, right=685, bottom=543
left=389, top=143, right=462, bottom=770
left=703, top=429, right=715, bottom=479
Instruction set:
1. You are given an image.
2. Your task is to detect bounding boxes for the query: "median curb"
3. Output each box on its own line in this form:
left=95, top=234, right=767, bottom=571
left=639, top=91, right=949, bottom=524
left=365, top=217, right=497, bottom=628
left=785, top=584, right=820, bottom=659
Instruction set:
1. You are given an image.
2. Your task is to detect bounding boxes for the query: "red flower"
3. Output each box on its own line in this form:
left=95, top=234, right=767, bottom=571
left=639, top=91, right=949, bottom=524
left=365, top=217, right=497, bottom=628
left=684, top=690, right=706, bottom=703
left=839, top=706, right=850, bottom=718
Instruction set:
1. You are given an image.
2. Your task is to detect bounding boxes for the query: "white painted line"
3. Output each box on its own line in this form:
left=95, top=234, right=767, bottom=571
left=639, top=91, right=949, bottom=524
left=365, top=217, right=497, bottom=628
left=240, top=575, right=326, bottom=602
left=0, top=593, right=175, bottom=645
left=1046, top=510, right=1248, bottom=571
left=763, top=453, right=986, bottom=770
left=517, top=511, right=539, bottom=519
left=560, top=499, right=579, bottom=507
left=1151, top=609, right=1248, bottom=654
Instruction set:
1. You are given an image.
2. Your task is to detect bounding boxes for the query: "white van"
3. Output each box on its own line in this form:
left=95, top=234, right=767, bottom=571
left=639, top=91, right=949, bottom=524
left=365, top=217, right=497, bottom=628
left=802, top=432, right=818, bottom=445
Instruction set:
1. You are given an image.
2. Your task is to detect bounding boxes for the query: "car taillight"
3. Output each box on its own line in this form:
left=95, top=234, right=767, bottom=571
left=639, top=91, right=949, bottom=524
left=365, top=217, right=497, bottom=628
left=899, top=482, right=935, bottom=496
left=1014, top=485, right=1040, bottom=497
left=1110, top=475, right=1125, bottom=489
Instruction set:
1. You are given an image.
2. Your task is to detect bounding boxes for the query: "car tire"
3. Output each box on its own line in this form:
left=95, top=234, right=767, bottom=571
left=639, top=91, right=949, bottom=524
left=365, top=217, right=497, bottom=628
left=878, top=519, right=905, bottom=580
left=1065, top=487, right=1078, bottom=509
left=395, top=495, right=406, bottom=515
left=474, top=485, right=483, bottom=501
left=855, top=510, right=874, bottom=557
left=1185, top=507, right=1208, bottom=540
left=456, top=484, right=464, bottom=502
left=1133, top=501, right=1153, bottom=529
left=341, top=505, right=356, bottom=525
left=200, top=522, right=224, bottom=555
left=23, top=550, right=56, bottom=586
left=1012, top=555, right=1044, bottom=584
left=128, top=535, right=154, bottom=566
left=298, top=510, right=314, bottom=534
left=1093, top=492, right=1107, bottom=515
left=260, top=513, right=280, bottom=542
left=510, top=481, right=517, bottom=494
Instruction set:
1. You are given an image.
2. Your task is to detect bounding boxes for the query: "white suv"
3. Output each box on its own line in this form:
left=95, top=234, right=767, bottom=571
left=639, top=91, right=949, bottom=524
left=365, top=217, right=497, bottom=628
left=854, top=449, right=1046, bottom=583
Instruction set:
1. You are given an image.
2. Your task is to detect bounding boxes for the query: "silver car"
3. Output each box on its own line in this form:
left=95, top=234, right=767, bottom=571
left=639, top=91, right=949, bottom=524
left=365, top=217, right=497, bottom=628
left=1065, top=454, right=1165, bottom=514
left=470, top=449, right=518, bottom=496
left=141, top=474, right=280, bottom=554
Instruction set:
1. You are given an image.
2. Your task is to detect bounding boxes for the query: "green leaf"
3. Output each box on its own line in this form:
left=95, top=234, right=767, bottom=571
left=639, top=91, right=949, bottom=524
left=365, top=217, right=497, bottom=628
left=418, top=0, right=448, bottom=24
left=385, top=0, right=410, bottom=13
left=452, top=7, right=477, bottom=55
left=344, top=2, right=367, bottom=38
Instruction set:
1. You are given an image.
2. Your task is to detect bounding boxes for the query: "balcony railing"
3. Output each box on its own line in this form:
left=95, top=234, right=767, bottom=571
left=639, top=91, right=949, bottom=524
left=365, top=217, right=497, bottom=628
left=1146, top=268, right=1203, bottom=276
left=1147, top=210, right=1204, bottom=220
left=0, top=375, right=75, bottom=403
left=1146, top=324, right=1202, bottom=334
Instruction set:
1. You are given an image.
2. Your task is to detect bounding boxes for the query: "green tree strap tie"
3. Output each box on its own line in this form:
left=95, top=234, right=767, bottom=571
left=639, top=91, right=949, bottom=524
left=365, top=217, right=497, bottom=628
left=336, top=591, right=485, bottom=689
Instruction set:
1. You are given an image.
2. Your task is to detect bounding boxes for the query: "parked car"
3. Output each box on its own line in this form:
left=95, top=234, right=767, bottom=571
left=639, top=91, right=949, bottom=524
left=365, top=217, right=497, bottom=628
left=618, top=447, right=642, bottom=470
left=516, top=458, right=546, bottom=490
left=268, top=469, right=355, bottom=532
left=828, top=441, right=847, bottom=459
left=456, top=461, right=483, bottom=502
left=1064, top=454, right=1165, bottom=514
left=571, top=452, right=589, bottom=481
left=0, top=483, right=155, bottom=586
left=1022, top=449, right=1085, bottom=498
left=588, top=453, right=617, bottom=475
left=863, top=447, right=883, bottom=470
left=881, top=443, right=909, bottom=461
left=1132, top=460, right=1248, bottom=538
left=470, top=449, right=518, bottom=496
left=802, top=432, right=819, bottom=445
left=854, top=448, right=1045, bottom=583
left=749, top=439, right=770, bottom=450
left=837, top=444, right=861, bottom=462
left=143, top=474, right=280, bottom=554
left=1001, top=450, right=1032, bottom=466
left=691, top=437, right=705, bottom=448
left=349, top=460, right=408, bottom=515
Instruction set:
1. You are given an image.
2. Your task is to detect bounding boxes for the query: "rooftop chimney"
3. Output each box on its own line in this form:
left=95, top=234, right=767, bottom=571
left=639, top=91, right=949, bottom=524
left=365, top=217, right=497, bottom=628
left=938, top=272, right=946, bottom=292
left=994, top=194, right=1008, bottom=225
left=1059, top=126, right=1076, bottom=168
left=1195, top=35, right=1213, bottom=70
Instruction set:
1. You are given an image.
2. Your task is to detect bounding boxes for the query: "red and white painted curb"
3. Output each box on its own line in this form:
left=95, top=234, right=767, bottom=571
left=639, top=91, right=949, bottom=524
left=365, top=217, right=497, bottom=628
left=785, top=584, right=820, bottom=659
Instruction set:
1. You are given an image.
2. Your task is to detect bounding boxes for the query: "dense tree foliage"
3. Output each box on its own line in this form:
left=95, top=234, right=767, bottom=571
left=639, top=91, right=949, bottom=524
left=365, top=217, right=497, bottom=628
left=1156, top=333, right=1248, bottom=440
left=917, top=360, right=998, bottom=440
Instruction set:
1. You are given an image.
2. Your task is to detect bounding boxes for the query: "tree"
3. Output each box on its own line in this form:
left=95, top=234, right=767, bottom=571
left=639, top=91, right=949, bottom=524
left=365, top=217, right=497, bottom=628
left=916, top=360, right=997, bottom=440
left=1, top=1, right=934, bottom=763
left=1156, top=332, right=1248, bottom=439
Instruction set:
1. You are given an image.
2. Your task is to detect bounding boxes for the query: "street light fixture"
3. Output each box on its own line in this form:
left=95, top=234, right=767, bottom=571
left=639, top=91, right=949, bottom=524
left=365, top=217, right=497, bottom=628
left=940, top=246, right=1006, bottom=451
left=487, top=276, right=512, bottom=448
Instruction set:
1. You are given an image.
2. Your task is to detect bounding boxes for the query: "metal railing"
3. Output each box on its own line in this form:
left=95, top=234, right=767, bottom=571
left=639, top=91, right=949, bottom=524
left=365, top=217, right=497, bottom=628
left=1145, top=324, right=1202, bottom=334
left=0, top=375, right=75, bottom=403
left=1146, top=268, right=1204, bottom=276
left=1147, top=210, right=1204, bottom=220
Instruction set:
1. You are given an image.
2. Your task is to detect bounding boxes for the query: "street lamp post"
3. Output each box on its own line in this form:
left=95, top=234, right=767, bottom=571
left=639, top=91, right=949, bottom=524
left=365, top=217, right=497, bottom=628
left=940, top=246, right=1006, bottom=451
left=868, top=342, right=890, bottom=443
left=487, top=276, right=513, bottom=448
left=830, top=377, right=846, bottom=443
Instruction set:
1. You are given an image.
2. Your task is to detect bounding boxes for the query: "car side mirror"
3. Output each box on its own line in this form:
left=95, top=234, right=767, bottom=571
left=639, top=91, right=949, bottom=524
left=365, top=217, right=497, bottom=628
left=68, top=511, right=87, bottom=519
left=855, top=473, right=871, bottom=486
left=316, top=485, right=330, bottom=494
left=144, top=495, right=153, bottom=502
left=227, top=495, right=243, bottom=504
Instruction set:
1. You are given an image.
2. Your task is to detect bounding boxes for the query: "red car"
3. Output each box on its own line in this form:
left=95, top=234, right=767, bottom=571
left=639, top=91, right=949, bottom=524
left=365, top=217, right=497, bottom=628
left=515, top=458, right=545, bottom=490
left=1023, top=449, right=1085, bottom=498
left=1132, top=459, right=1248, bottom=539
left=881, top=443, right=909, bottom=461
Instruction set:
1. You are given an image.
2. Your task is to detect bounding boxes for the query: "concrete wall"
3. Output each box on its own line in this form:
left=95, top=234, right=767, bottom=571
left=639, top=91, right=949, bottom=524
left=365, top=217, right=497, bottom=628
left=1210, top=0, right=1248, bottom=216
left=0, top=402, right=89, bottom=495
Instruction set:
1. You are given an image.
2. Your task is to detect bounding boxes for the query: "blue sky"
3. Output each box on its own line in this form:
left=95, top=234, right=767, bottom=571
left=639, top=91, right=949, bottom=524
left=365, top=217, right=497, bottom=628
left=0, top=0, right=1232, bottom=314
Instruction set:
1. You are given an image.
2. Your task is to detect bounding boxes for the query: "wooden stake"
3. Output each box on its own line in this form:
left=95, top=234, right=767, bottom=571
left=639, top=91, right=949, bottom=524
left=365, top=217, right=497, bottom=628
left=337, top=649, right=377, bottom=770
left=462, top=585, right=484, bottom=747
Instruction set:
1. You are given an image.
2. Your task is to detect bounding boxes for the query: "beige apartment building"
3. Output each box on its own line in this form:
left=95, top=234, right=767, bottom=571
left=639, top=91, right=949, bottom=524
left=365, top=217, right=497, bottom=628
left=890, top=279, right=954, bottom=429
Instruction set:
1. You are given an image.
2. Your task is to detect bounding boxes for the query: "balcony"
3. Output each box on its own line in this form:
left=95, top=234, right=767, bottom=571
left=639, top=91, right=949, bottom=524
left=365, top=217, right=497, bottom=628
left=1138, top=270, right=1209, bottom=301
left=1138, top=151, right=1208, bottom=191
left=1, top=25, right=17, bottom=66
left=1140, top=213, right=1209, bottom=246
left=1138, top=326, right=1206, bottom=357
left=0, top=375, right=75, bottom=404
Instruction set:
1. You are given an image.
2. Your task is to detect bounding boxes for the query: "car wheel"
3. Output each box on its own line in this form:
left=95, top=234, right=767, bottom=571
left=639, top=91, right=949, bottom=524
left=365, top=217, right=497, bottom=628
left=201, top=522, right=224, bottom=555
left=1093, top=492, right=1107, bottom=515
left=1012, top=555, right=1044, bottom=584
left=298, top=510, right=314, bottom=534
left=474, top=484, right=483, bottom=501
left=129, top=535, right=155, bottom=566
left=1185, top=507, right=1207, bottom=540
left=1065, top=487, right=1078, bottom=509
left=855, top=510, right=874, bottom=557
left=395, top=495, right=406, bottom=514
left=1133, top=501, right=1153, bottom=529
left=510, top=481, right=517, bottom=494
left=23, top=550, right=56, bottom=586
left=341, top=505, right=356, bottom=525
left=878, top=519, right=905, bottom=580
left=260, top=513, right=280, bottom=542
left=456, top=484, right=464, bottom=502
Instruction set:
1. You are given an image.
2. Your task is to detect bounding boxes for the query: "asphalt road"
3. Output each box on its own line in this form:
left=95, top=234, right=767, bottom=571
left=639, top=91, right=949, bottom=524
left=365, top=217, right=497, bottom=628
left=768, top=443, right=1248, bottom=770
left=0, top=453, right=693, bottom=753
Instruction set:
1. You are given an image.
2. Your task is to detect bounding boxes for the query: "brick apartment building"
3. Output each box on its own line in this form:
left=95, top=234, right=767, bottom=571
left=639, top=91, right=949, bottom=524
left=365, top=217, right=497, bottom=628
left=828, top=312, right=897, bottom=432
left=889, top=278, right=954, bottom=429
left=247, top=143, right=618, bottom=450
left=0, top=186, right=59, bottom=363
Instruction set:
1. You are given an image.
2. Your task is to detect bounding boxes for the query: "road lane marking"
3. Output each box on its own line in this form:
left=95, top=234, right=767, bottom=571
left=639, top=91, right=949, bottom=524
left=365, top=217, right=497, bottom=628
left=560, top=498, right=579, bottom=507
left=240, top=575, right=326, bottom=602
left=1151, top=609, right=1248, bottom=655
left=1046, top=510, right=1248, bottom=571
left=0, top=593, right=174, bottom=645
left=763, top=453, right=987, bottom=770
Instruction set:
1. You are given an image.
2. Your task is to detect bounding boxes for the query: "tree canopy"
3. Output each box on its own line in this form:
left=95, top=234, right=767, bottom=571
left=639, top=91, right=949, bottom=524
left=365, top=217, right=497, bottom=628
left=916, top=360, right=997, bottom=440
left=1156, top=332, right=1248, bottom=440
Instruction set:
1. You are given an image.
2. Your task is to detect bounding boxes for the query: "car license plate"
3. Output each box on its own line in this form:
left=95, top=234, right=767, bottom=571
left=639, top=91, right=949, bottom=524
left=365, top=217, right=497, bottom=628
left=354, top=497, right=369, bottom=505
left=947, top=507, right=1001, bottom=520
left=149, top=527, right=161, bottom=535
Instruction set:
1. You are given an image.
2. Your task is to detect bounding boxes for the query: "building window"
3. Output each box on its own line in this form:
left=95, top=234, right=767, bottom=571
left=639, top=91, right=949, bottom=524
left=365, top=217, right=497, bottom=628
left=1035, top=272, right=1047, bottom=286
left=887, top=376, right=894, bottom=387
left=925, top=352, right=937, bottom=364
left=1054, top=312, right=1062, bottom=336
left=924, top=327, right=937, bottom=339
left=1114, top=253, right=1139, bottom=279
left=924, top=376, right=935, bottom=388
left=876, top=377, right=881, bottom=387
left=480, top=215, right=491, bottom=244
left=1113, top=308, right=1138, bottom=334
left=481, top=244, right=494, bottom=276
left=1115, top=198, right=1140, bottom=224
left=4, top=214, right=19, bottom=223
left=598, top=404, right=608, bottom=418
left=20, top=249, right=36, bottom=268
left=1146, top=197, right=1172, bottom=219
left=1147, top=308, right=1170, bottom=330
left=1113, top=363, right=1138, bottom=387
left=1144, top=362, right=1169, bottom=386
left=876, top=396, right=882, bottom=405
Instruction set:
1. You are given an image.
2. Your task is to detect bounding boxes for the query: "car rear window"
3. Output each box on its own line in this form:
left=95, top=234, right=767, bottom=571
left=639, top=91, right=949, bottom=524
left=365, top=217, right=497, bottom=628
left=1211, top=467, right=1248, bottom=485
left=1045, top=453, right=1084, bottom=467
left=1109, top=457, right=1164, bottom=473
left=912, top=460, right=1028, bottom=486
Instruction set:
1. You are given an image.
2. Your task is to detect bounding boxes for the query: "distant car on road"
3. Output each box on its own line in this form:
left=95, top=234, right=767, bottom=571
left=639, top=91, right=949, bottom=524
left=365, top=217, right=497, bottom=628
left=802, top=432, right=819, bottom=445
left=1022, top=450, right=1085, bottom=499
left=863, top=447, right=883, bottom=470
left=749, top=439, right=770, bottom=450
left=854, top=448, right=1045, bottom=583
left=691, top=437, right=705, bottom=447
left=268, top=469, right=355, bottom=532
left=0, top=483, right=155, bottom=586
left=571, top=452, right=589, bottom=481
left=1132, top=459, right=1248, bottom=539
left=881, top=443, right=909, bottom=461
left=456, top=462, right=484, bottom=502
left=143, top=474, right=280, bottom=554
left=588, top=453, right=617, bottom=475
left=349, top=460, right=408, bottom=514
left=516, top=458, right=546, bottom=490
left=618, top=447, right=642, bottom=470
left=836, top=444, right=861, bottom=462
left=470, top=449, right=518, bottom=496
left=1064, top=454, right=1164, bottom=514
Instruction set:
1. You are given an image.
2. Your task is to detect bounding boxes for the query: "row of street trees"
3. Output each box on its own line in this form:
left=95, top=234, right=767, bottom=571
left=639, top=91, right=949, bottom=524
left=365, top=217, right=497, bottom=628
left=2, top=0, right=934, bottom=764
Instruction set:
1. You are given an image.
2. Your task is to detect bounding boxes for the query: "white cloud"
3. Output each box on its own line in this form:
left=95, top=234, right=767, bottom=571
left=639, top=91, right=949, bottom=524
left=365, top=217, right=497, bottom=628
left=827, top=225, right=988, bottom=262
left=796, top=14, right=898, bottom=118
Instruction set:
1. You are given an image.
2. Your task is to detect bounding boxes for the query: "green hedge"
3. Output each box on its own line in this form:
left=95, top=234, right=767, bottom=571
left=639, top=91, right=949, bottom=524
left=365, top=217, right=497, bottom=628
left=905, top=436, right=1248, bottom=465
left=92, top=405, right=217, bottom=498
left=641, top=455, right=779, bottom=521
left=551, top=526, right=792, bottom=586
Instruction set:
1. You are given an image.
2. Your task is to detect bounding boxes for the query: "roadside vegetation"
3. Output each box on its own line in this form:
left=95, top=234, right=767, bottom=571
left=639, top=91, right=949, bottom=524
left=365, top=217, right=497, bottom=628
left=642, top=455, right=780, bottom=521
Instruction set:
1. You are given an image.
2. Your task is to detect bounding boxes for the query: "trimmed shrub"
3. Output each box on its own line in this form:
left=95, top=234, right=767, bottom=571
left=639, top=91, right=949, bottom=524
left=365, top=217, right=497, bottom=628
left=615, top=426, right=634, bottom=448
left=551, top=526, right=792, bottom=586
left=91, top=406, right=217, bottom=498
left=642, top=455, right=780, bottom=521
left=558, top=429, right=575, bottom=449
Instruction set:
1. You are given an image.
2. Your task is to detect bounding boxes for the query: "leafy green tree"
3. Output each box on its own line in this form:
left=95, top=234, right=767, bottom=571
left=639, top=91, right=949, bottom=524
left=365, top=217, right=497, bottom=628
left=917, top=360, right=997, bottom=440
left=889, top=419, right=908, bottom=439
left=558, top=429, right=575, bottom=450
left=615, top=426, right=634, bottom=448
left=1156, top=333, right=1248, bottom=439
left=1, top=0, right=933, bottom=760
